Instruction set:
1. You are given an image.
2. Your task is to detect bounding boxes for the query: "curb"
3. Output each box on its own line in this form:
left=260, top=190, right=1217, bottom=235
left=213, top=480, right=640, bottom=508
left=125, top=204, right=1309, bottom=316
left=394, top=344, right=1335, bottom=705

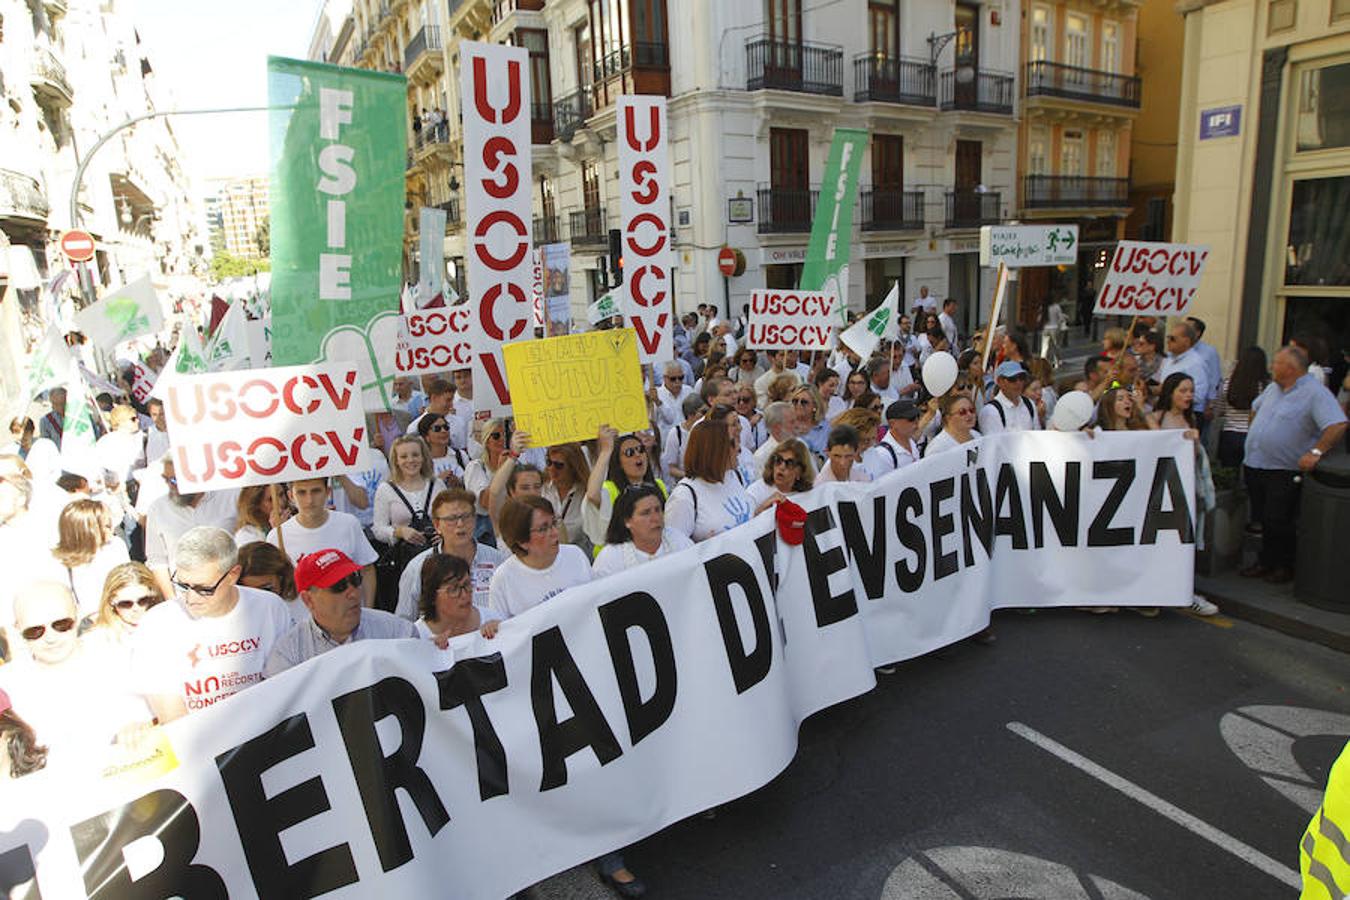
left=1205, top=588, right=1350, bottom=654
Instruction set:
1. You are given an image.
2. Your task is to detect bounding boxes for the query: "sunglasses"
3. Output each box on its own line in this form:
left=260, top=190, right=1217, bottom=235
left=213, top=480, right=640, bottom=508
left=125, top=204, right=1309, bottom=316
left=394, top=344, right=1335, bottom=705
left=172, top=567, right=233, bottom=598
left=322, top=571, right=364, bottom=593
left=21, top=618, right=76, bottom=641
left=621, top=446, right=644, bottom=458
left=774, top=457, right=801, bottom=468
left=429, top=423, right=450, bottom=432
left=665, top=375, right=684, bottom=382
left=486, top=432, right=503, bottom=441
left=114, top=595, right=161, bottom=612
left=547, top=459, right=567, bottom=469
left=792, top=398, right=813, bottom=407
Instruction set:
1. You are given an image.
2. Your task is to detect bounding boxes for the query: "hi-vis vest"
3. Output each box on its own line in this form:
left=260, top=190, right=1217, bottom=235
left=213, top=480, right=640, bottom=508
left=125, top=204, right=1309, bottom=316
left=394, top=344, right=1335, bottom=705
left=1301, top=738, right=1350, bottom=899
left=593, top=478, right=668, bottom=558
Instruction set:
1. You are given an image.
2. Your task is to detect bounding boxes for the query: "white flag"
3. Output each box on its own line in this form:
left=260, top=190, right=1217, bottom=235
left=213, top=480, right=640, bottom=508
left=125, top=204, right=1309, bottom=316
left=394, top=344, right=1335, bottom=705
left=73, top=275, right=163, bottom=351
left=25, top=325, right=75, bottom=399
left=586, top=291, right=623, bottom=326
left=838, top=281, right=900, bottom=360
left=206, top=300, right=252, bottom=372
left=149, top=326, right=208, bottom=401
left=59, top=356, right=99, bottom=472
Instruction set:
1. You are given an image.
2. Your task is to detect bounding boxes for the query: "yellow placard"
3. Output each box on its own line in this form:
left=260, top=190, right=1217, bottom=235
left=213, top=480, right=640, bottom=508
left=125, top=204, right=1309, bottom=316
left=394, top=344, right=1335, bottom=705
left=503, top=329, right=649, bottom=446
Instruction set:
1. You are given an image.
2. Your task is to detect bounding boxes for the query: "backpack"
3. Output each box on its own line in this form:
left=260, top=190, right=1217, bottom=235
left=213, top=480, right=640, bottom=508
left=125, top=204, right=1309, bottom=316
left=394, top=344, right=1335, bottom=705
left=986, top=396, right=1036, bottom=429
left=386, top=481, right=437, bottom=575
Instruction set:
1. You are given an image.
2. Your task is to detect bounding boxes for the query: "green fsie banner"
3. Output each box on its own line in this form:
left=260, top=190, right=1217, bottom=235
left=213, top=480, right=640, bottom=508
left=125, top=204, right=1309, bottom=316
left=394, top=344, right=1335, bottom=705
left=268, top=57, right=406, bottom=411
left=799, top=128, right=868, bottom=323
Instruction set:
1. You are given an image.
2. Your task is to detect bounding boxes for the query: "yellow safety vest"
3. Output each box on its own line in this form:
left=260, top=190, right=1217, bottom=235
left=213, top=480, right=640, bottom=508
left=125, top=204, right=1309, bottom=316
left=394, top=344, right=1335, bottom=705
left=1301, top=737, right=1350, bottom=900
left=593, top=478, right=668, bottom=558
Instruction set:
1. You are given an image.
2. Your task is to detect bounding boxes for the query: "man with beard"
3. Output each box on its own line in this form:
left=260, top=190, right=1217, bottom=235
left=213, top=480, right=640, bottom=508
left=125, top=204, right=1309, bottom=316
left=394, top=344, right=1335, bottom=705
left=143, top=458, right=238, bottom=598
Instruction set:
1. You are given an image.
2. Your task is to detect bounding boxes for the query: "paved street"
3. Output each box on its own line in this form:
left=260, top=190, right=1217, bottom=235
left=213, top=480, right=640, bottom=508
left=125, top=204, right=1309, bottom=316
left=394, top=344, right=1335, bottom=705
left=537, top=608, right=1348, bottom=899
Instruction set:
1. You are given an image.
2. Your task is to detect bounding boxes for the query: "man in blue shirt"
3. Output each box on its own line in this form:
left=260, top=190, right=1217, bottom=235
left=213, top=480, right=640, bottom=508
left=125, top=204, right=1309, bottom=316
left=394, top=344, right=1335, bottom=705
left=1186, top=317, right=1224, bottom=413
left=1240, top=346, right=1347, bottom=583
left=1158, top=321, right=1215, bottom=414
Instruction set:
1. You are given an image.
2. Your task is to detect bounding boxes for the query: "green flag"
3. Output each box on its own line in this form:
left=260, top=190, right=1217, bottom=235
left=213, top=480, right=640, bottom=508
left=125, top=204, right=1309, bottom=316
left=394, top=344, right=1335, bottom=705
left=268, top=57, right=406, bottom=411
left=799, top=128, right=868, bottom=324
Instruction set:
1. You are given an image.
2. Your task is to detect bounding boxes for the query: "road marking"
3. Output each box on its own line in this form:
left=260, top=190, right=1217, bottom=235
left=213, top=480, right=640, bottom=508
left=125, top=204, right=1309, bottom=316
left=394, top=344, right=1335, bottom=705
left=1221, top=705, right=1350, bottom=813
left=881, top=846, right=1152, bottom=899
left=1180, top=611, right=1234, bottom=629
left=1006, top=721, right=1302, bottom=889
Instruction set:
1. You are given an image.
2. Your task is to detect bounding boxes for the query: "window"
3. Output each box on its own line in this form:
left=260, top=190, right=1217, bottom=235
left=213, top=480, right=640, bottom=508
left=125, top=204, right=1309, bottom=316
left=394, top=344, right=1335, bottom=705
left=770, top=127, right=809, bottom=190
left=1296, top=61, right=1350, bottom=151
left=1061, top=130, right=1084, bottom=175
left=1030, top=7, right=1052, bottom=63
left=574, top=21, right=592, bottom=89
left=1096, top=130, right=1117, bottom=177
left=1028, top=126, right=1049, bottom=175
left=1064, top=14, right=1089, bottom=69
left=517, top=29, right=552, bottom=118
left=1284, top=176, right=1350, bottom=285
left=1101, top=22, right=1119, bottom=73
left=582, top=161, right=601, bottom=212
left=872, top=134, right=903, bottom=189
left=766, top=0, right=801, bottom=45
left=869, top=0, right=899, bottom=58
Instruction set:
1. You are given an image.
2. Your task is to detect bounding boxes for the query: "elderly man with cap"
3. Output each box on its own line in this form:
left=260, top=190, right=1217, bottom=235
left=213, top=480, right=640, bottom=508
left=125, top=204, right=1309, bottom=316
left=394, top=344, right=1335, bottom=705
left=863, top=399, right=923, bottom=478
left=978, top=361, right=1041, bottom=434
left=1239, top=345, right=1348, bottom=584
left=264, top=548, right=418, bottom=677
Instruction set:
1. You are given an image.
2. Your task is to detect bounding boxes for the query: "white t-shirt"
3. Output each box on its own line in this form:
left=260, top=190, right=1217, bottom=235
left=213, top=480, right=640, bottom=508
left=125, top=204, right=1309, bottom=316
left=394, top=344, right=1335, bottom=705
left=94, top=430, right=144, bottom=484
left=977, top=393, right=1039, bottom=434
left=144, top=488, right=241, bottom=570
left=746, top=478, right=788, bottom=510
left=862, top=432, right=921, bottom=479
left=661, top=423, right=692, bottom=479
left=45, top=540, right=131, bottom=619
left=395, top=542, right=507, bottom=620
left=129, top=586, right=293, bottom=715
left=815, top=462, right=871, bottom=484
left=664, top=474, right=755, bottom=542
left=488, top=544, right=592, bottom=618
left=926, top=429, right=981, bottom=456
left=267, top=510, right=379, bottom=566
left=235, top=523, right=268, bottom=546
left=432, top=449, right=468, bottom=484
left=331, top=446, right=390, bottom=529
left=462, top=459, right=494, bottom=516
left=591, top=529, right=694, bottom=579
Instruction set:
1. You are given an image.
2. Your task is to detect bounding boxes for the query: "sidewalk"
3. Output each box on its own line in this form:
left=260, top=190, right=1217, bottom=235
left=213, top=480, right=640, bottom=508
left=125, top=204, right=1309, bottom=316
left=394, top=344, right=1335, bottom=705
left=1198, top=571, right=1350, bottom=653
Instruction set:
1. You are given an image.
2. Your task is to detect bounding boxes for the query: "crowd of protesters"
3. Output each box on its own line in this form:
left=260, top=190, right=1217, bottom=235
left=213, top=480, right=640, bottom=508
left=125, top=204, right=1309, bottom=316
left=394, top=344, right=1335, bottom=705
left=0, top=292, right=1345, bottom=898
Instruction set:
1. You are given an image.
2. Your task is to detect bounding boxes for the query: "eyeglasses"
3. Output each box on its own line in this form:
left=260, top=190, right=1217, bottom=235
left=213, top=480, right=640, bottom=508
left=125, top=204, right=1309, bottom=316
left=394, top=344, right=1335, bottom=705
left=436, top=579, right=473, bottom=597
left=21, top=618, right=76, bottom=641
left=546, top=459, right=567, bottom=470
left=429, top=423, right=450, bottom=433
left=171, top=567, right=233, bottom=598
left=322, top=571, right=364, bottom=593
left=530, top=520, right=559, bottom=535
left=736, top=395, right=754, bottom=404
left=665, top=375, right=684, bottom=382
left=486, top=432, right=503, bottom=441
left=774, top=457, right=802, bottom=468
left=114, top=595, right=161, bottom=612
left=621, top=446, right=644, bottom=458
left=433, top=512, right=474, bottom=525
left=792, top=398, right=813, bottom=407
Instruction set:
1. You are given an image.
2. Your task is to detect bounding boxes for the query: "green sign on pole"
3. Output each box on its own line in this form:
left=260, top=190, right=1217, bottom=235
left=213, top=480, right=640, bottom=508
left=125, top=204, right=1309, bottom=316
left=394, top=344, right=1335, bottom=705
left=268, top=57, right=406, bottom=411
left=799, top=128, right=868, bottom=323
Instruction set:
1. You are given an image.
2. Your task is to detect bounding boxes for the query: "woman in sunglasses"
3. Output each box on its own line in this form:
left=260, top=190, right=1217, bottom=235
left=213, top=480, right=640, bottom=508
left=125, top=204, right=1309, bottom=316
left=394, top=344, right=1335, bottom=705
left=49, top=498, right=130, bottom=622
left=417, top=412, right=468, bottom=488
left=543, top=443, right=592, bottom=555
left=926, top=393, right=982, bottom=456
left=747, top=438, right=814, bottom=509
left=92, top=562, right=165, bottom=643
left=462, top=417, right=512, bottom=543
left=582, top=426, right=667, bottom=552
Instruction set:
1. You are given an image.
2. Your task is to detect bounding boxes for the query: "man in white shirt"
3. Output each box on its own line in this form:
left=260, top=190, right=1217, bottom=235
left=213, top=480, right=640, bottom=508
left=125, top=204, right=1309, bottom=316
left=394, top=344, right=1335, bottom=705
left=390, top=376, right=428, bottom=418
left=939, top=298, right=960, bottom=351
left=654, top=361, right=694, bottom=433
left=130, top=527, right=293, bottom=723
left=863, top=399, right=922, bottom=478
left=785, top=350, right=812, bottom=382
left=1157, top=321, right=1215, bottom=414
left=978, top=361, right=1041, bottom=434
left=867, top=358, right=901, bottom=405
left=268, top=478, right=379, bottom=607
left=264, top=549, right=418, bottom=677
left=143, top=459, right=240, bottom=598
left=451, top=368, right=475, bottom=425
left=143, top=398, right=171, bottom=464
left=753, top=350, right=800, bottom=409
left=1186, top=316, right=1223, bottom=413
left=912, top=286, right=933, bottom=319
left=662, top=394, right=710, bottom=480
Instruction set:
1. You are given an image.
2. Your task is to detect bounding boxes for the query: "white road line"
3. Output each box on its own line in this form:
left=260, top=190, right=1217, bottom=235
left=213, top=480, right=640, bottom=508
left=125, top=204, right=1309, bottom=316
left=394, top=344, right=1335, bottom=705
left=1006, top=721, right=1302, bottom=890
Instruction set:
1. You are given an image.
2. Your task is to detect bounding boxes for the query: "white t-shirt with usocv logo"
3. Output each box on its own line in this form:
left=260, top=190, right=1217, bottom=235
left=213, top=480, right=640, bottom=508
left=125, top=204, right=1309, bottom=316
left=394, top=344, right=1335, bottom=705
left=129, top=586, right=293, bottom=715
left=488, top=545, right=592, bottom=619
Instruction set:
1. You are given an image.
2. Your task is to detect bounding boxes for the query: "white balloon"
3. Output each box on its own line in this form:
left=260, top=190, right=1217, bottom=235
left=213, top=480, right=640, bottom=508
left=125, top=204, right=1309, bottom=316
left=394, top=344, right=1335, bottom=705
left=1050, top=390, right=1094, bottom=432
left=921, top=352, right=958, bottom=397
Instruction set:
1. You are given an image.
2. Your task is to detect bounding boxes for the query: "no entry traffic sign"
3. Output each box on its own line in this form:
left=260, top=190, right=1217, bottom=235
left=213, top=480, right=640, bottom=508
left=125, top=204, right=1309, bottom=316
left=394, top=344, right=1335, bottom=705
left=718, top=246, right=739, bottom=277
left=60, top=230, right=96, bottom=263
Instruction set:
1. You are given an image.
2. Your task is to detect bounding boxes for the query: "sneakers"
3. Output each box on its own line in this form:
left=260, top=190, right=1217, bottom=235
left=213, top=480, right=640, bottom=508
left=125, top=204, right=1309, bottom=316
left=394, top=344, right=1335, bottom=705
left=1131, top=606, right=1160, bottom=617
left=1189, top=595, right=1219, bottom=616
left=876, top=664, right=898, bottom=675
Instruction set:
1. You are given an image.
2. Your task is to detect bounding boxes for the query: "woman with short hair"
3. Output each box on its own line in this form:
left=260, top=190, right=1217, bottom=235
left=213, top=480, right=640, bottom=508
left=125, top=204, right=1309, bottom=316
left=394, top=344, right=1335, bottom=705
left=416, top=554, right=499, bottom=640
left=666, top=420, right=771, bottom=542
left=488, top=495, right=592, bottom=619
left=926, top=393, right=983, bottom=456
left=747, top=437, right=814, bottom=507
left=50, top=498, right=129, bottom=620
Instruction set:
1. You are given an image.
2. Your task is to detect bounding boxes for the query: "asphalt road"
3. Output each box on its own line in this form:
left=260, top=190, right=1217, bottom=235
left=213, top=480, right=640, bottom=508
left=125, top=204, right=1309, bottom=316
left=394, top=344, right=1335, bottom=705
left=535, top=607, right=1349, bottom=900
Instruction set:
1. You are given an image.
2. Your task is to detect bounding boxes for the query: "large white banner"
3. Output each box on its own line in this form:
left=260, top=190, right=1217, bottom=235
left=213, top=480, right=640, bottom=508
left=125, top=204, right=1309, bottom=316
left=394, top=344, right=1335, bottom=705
left=461, top=40, right=532, bottom=420
left=163, top=362, right=366, bottom=492
left=393, top=306, right=473, bottom=377
left=1093, top=241, right=1210, bottom=317
left=617, top=95, right=673, bottom=364
left=0, top=431, right=1197, bottom=899
left=746, top=288, right=838, bottom=351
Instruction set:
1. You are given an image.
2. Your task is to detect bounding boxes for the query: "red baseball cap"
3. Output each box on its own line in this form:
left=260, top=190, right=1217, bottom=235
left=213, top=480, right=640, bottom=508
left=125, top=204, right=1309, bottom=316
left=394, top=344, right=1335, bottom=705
left=294, top=549, right=362, bottom=593
left=775, top=498, right=808, bottom=546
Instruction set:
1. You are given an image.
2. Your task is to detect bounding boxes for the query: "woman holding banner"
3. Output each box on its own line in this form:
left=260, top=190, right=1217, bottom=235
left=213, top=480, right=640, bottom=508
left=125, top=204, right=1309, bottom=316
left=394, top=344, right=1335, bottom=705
left=582, top=426, right=668, bottom=552
left=666, top=420, right=776, bottom=542
left=592, top=483, right=693, bottom=578
left=415, top=554, right=499, bottom=640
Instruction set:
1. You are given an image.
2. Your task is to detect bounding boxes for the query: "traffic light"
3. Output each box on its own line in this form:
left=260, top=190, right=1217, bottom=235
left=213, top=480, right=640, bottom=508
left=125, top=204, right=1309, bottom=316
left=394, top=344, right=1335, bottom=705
left=608, top=228, right=623, bottom=286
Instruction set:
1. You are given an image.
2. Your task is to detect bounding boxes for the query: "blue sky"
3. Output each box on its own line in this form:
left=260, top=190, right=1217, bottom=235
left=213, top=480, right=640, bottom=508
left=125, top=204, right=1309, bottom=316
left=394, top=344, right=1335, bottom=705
left=125, top=0, right=318, bottom=186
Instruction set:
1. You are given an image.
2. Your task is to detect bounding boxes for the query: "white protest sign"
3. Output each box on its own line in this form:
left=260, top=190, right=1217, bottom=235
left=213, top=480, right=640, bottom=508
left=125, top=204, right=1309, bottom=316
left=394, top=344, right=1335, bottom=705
left=0, top=430, right=1197, bottom=900
left=163, top=362, right=365, bottom=492
left=746, top=289, right=838, bottom=351
left=129, top=361, right=157, bottom=403
left=618, top=95, right=674, bottom=363
left=461, top=40, right=532, bottom=420
left=530, top=248, right=545, bottom=329
left=246, top=315, right=271, bottom=368
left=73, top=275, right=164, bottom=351
left=979, top=224, right=1078, bottom=268
left=1094, top=241, right=1210, bottom=317
left=394, top=305, right=473, bottom=376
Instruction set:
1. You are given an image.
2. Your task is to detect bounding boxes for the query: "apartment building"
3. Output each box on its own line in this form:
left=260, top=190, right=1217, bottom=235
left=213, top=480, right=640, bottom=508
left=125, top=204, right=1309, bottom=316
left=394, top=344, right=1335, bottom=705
left=1012, top=0, right=1140, bottom=332
left=205, top=176, right=270, bottom=260
left=0, top=0, right=205, bottom=328
left=1171, top=0, right=1350, bottom=361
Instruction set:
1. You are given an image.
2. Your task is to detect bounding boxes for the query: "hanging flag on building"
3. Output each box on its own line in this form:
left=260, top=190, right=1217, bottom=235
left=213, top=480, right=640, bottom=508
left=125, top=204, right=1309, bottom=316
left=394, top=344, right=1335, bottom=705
left=799, top=128, right=868, bottom=323
left=267, top=56, right=406, bottom=412
left=839, top=280, right=900, bottom=360
left=73, top=275, right=164, bottom=351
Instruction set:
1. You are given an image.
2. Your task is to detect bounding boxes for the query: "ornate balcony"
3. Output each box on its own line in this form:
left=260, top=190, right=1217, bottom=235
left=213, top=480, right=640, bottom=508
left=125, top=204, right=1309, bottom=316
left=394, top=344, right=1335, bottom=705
left=746, top=38, right=843, bottom=97
left=553, top=89, right=593, bottom=143
left=853, top=54, right=935, bottom=107
left=1025, top=61, right=1140, bottom=109
left=861, top=189, right=924, bottom=231
left=534, top=215, right=560, bottom=244
left=404, top=26, right=443, bottom=82
left=939, top=69, right=1014, bottom=115
left=0, top=169, right=50, bottom=223
left=1022, top=175, right=1130, bottom=210
left=568, top=208, right=606, bottom=246
left=757, top=186, right=818, bottom=234
left=30, top=45, right=73, bottom=109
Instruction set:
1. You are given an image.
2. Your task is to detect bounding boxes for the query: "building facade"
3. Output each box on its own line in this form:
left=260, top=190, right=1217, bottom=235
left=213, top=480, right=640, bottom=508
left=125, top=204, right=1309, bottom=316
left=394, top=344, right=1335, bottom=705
left=0, top=0, right=206, bottom=337
left=205, top=176, right=270, bottom=260
left=1172, top=0, right=1350, bottom=363
left=1014, top=0, right=1142, bottom=331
